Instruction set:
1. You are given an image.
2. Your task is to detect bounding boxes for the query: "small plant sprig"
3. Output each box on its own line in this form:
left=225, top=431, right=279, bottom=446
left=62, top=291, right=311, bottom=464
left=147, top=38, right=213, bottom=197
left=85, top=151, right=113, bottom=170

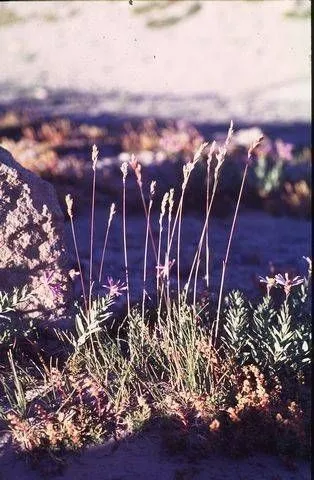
left=222, top=263, right=311, bottom=377
left=0, top=286, right=36, bottom=350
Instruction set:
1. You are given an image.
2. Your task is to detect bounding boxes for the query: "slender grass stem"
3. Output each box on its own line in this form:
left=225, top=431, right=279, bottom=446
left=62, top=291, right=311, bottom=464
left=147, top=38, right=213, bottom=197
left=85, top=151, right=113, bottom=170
left=192, top=167, right=222, bottom=307
left=69, top=216, right=88, bottom=313
left=214, top=163, right=248, bottom=345
left=205, top=143, right=215, bottom=288
left=166, top=144, right=208, bottom=306
left=65, top=194, right=88, bottom=313
left=89, top=145, right=98, bottom=315
left=176, top=199, right=183, bottom=310
left=168, top=143, right=208, bottom=264
left=142, top=182, right=156, bottom=323
left=138, top=185, right=158, bottom=262
left=165, top=189, right=174, bottom=314
left=185, top=178, right=218, bottom=306
left=157, top=192, right=169, bottom=302
left=98, top=203, right=116, bottom=283
left=205, top=173, right=210, bottom=288
left=121, top=163, right=131, bottom=317
left=214, top=135, right=263, bottom=346
left=130, top=155, right=158, bottom=262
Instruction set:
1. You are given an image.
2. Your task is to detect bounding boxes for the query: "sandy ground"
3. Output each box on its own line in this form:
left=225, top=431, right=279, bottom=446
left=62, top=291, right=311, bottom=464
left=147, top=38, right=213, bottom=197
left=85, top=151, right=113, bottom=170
left=0, top=430, right=311, bottom=480
left=0, top=0, right=311, bottom=123
left=64, top=208, right=311, bottom=304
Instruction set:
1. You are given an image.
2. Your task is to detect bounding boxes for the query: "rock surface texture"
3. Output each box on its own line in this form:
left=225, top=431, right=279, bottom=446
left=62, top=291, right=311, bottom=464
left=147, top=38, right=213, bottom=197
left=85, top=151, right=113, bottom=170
left=0, top=146, right=71, bottom=321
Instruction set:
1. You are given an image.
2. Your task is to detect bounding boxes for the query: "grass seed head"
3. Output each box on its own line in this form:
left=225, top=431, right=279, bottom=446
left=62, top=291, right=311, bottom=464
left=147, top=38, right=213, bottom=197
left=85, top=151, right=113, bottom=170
left=248, top=135, right=264, bottom=163
left=207, top=140, right=216, bottom=167
left=193, top=141, right=209, bottom=163
left=65, top=194, right=73, bottom=218
left=150, top=180, right=156, bottom=197
left=92, top=144, right=99, bottom=170
left=120, top=161, right=128, bottom=180
left=109, top=202, right=116, bottom=222
left=130, top=153, right=142, bottom=187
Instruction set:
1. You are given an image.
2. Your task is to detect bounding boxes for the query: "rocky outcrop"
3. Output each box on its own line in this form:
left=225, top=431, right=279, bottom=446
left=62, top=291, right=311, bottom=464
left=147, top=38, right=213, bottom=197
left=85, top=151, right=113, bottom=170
left=0, top=146, right=71, bottom=322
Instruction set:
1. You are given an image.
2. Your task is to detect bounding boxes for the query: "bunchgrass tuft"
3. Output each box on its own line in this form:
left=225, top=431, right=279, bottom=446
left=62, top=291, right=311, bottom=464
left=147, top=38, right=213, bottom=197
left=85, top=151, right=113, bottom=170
left=0, top=122, right=311, bottom=463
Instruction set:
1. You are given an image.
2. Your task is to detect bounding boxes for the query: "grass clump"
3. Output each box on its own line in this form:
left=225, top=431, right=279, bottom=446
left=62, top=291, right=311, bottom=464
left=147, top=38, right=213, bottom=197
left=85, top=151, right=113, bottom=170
left=0, top=122, right=311, bottom=464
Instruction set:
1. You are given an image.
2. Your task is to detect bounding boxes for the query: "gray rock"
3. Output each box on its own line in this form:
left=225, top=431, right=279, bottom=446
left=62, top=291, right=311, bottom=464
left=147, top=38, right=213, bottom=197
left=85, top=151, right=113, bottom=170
left=0, top=146, right=72, bottom=322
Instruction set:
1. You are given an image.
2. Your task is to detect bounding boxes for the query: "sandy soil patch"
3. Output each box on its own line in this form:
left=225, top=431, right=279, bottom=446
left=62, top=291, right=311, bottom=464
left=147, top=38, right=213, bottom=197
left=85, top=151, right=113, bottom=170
left=0, top=1, right=310, bottom=123
left=0, top=430, right=311, bottom=480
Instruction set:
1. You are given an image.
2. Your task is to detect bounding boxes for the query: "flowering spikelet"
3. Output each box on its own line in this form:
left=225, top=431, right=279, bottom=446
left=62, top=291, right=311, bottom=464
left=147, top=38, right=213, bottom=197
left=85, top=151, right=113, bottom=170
left=214, top=121, right=234, bottom=182
left=129, top=153, right=142, bottom=187
left=92, top=144, right=99, bottom=171
left=193, top=141, right=209, bottom=163
left=182, top=163, right=192, bottom=189
left=248, top=135, right=264, bottom=163
left=65, top=194, right=73, bottom=218
left=109, top=202, right=116, bottom=223
left=168, top=188, right=174, bottom=217
left=226, top=119, right=234, bottom=145
left=207, top=140, right=216, bottom=168
left=120, top=161, right=128, bottom=180
left=150, top=180, right=156, bottom=197
left=159, top=192, right=169, bottom=226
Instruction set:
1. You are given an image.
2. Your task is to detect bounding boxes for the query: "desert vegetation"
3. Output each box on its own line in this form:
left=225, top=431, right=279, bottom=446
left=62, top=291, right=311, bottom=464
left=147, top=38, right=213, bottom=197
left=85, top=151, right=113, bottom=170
left=0, top=113, right=311, bottom=471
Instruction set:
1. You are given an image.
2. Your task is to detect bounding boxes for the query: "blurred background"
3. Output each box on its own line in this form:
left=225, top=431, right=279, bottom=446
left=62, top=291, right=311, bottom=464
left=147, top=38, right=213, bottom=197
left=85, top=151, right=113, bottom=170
left=0, top=0, right=311, bottom=129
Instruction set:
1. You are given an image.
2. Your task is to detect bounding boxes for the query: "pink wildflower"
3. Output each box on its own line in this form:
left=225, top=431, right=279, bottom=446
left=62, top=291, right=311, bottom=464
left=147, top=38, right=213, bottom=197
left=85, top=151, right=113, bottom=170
left=258, top=275, right=277, bottom=297
left=275, top=139, right=293, bottom=162
left=275, top=273, right=303, bottom=297
left=103, top=277, right=127, bottom=297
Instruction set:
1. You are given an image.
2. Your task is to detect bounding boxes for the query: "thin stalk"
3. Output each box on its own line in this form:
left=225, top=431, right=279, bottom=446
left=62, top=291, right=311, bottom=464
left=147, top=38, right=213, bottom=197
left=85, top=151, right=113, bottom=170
left=89, top=145, right=98, bottom=315
left=214, top=135, right=263, bottom=346
left=157, top=192, right=169, bottom=302
left=183, top=136, right=230, bottom=306
left=138, top=185, right=158, bottom=262
left=157, top=280, right=166, bottom=326
left=165, top=189, right=174, bottom=313
left=176, top=198, right=184, bottom=310
left=205, top=144, right=216, bottom=288
left=98, top=203, right=116, bottom=283
left=121, top=162, right=131, bottom=316
left=65, top=194, right=88, bottom=313
left=7, top=350, right=26, bottom=415
left=69, top=217, right=88, bottom=313
left=191, top=177, right=218, bottom=307
left=168, top=143, right=208, bottom=265
left=142, top=181, right=156, bottom=323
left=205, top=178, right=210, bottom=287
left=130, top=155, right=158, bottom=262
